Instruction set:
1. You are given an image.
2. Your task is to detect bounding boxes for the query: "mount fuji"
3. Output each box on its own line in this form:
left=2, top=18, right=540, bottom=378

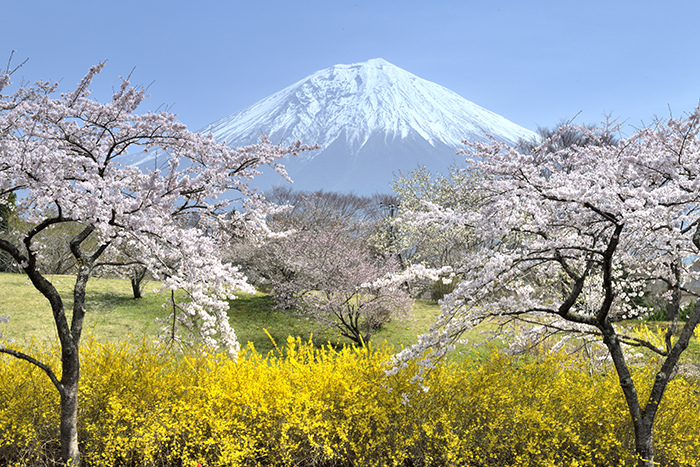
left=131, top=58, right=537, bottom=194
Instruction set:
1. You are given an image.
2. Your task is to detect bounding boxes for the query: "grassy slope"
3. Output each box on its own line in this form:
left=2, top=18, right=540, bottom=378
left=0, top=272, right=445, bottom=354
left=2, top=272, right=697, bottom=364
left=0, top=273, right=169, bottom=346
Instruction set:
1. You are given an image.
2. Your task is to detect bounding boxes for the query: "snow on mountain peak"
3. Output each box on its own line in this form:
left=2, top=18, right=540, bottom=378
left=125, top=59, right=536, bottom=193
left=201, top=58, right=536, bottom=163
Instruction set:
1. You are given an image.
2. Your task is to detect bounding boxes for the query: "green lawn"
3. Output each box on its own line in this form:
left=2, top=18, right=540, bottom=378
left=0, top=273, right=170, bottom=347
left=2, top=272, right=697, bottom=365
left=0, top=272, right=447, bottom=355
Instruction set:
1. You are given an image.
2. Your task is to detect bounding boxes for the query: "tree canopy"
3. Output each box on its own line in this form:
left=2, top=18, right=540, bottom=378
left=393, top=114, right=700, bottom=466
left=0, top=62, right=311, bottom=466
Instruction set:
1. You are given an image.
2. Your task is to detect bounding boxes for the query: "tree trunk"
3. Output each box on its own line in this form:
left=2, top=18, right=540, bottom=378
left=58, top=274, right=88, bottom=466
left=130, top=266, right=147, bottom=299
left=634, top=420, right=654, bottom=467
left=25, top=267, right=84, bottom=466
left=131, top=275, right=142, bottom=299
left=601, top=303, right=700, bottom=466
left=60, top=367, right=81, bottom=466
left=57, top=260, right=91, bottom=466
left=599, top=323, right=650, bottom=466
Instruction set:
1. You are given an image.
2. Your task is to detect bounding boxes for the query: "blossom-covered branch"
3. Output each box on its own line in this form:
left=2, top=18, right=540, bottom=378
left=0, top=63, right=314, bottom=466
left=391, top=114, right=700, bottom=466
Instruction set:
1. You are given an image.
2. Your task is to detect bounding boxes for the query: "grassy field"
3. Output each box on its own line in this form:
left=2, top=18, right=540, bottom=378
left=0, top=273, right=169, bottom=346
left=2, top=272, right=697, bottom=367
left=0, top=272, right=448, bottom=354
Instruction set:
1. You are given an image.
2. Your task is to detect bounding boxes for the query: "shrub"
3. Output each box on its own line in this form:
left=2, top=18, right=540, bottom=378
left=1, top=338, right=700, bottom=466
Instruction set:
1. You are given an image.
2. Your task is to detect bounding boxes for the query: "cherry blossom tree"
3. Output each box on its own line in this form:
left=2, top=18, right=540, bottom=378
left=393, top=114, right=700, bottom=466
left=0, top=63, right=311, bottom=466
left=278, top=223, right=412, bottom=345
left=374, top=165, right=478, bottom=298
left=230, top=189, right=412, bottom=344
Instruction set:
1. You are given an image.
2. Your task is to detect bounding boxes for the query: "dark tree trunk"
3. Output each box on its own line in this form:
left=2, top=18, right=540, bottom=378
left=600, top=300, right=700, bottom=467
left=27, top=267, right=85, bottom=467
left=131, top=277, right=142, bottom=298
left=60, top=360, right=80, bottom=465
left=57, top=266, right=90, bottom=466
left=130, top=265, right=147, bottom=299
left=601, top=325, right=655, bottom=466
left=633, top=420, right=655, bottom=467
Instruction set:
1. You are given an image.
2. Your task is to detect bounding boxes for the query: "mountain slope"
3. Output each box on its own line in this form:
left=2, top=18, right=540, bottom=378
left=128, top=59, right=536, bottom=194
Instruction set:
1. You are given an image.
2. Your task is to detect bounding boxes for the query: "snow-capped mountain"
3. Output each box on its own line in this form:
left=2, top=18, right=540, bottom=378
left=130, top=58, right=536, bottom=194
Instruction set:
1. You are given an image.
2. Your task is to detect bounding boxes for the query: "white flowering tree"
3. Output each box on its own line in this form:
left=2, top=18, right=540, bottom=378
left=272, top=223, right=412, bottom=345
left=230, top=189, right=412, bottom=344
left=373, top=165, right=478, bottom=299
left=0, top=63, right=310, bottom=466
left=394, top=114, right=700, bottom=466
left=378, top=165, right=476, bottom=269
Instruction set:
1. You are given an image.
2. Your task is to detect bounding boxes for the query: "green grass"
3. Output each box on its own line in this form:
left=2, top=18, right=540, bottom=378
left=227, top=292, right=348, bottom=352
left=2, top=271, right=697, bottom=365
left=229, top=293, right=458, bottom=354
left=0, top=273, right=169, bottom=347
left=0, top=272, right=447, bottom=355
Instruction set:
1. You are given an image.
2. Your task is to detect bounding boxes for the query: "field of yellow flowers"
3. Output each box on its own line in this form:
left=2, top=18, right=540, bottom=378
left=2, top=337, right=700, bottom=467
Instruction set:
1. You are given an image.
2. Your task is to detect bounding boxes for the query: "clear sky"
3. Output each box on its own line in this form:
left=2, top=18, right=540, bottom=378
left=3, top=0, right=700, bottom=137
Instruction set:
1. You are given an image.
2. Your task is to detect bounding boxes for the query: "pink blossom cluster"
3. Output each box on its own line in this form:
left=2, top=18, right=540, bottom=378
left=392, top=112, right=700, bottom=371
left=0, top=64, right=313, bottom=353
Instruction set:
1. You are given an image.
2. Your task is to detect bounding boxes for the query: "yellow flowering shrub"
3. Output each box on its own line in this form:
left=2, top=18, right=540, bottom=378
left=0, top=343, right=62, bottom=466
left=1, top=337, right=700, bottom=466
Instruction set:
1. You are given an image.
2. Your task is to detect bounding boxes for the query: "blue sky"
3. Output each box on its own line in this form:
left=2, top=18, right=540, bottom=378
left=3, top=0, right=700, bottom=136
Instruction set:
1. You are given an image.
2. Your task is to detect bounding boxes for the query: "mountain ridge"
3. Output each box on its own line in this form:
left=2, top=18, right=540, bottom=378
left=127, top=59, right=536, bottom=194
